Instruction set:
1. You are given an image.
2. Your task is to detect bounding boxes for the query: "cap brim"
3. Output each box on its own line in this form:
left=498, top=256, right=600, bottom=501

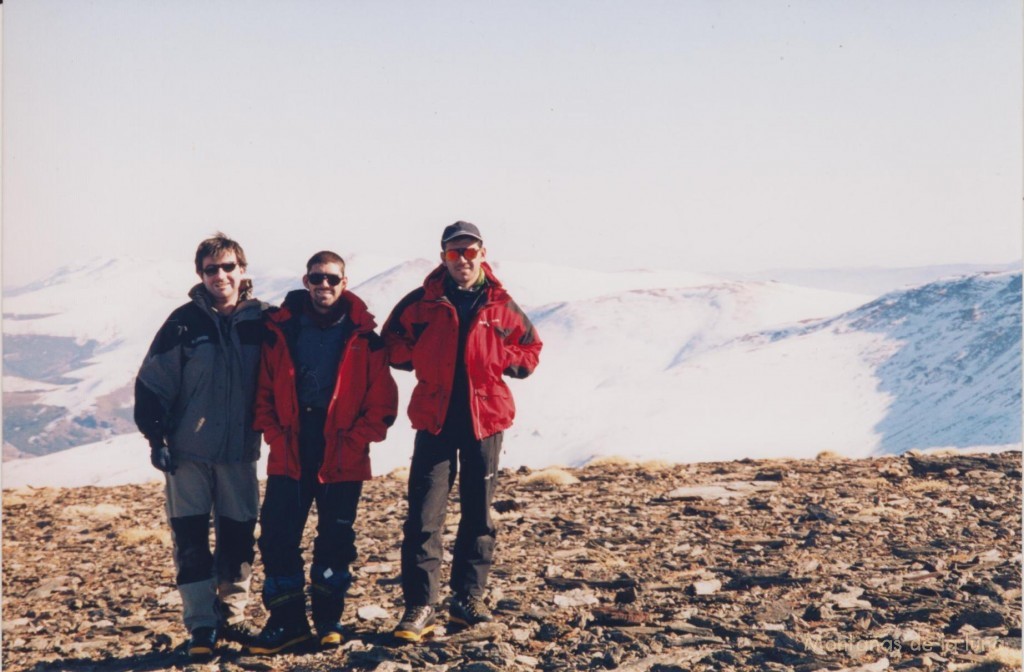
left=441, top=233, right=483, bottom=244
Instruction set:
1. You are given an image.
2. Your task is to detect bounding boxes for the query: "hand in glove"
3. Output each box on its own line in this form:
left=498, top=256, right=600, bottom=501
left=149, top=437, right=177, bottom=474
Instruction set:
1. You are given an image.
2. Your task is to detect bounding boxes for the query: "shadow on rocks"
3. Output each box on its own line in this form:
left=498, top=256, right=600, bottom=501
left=20, top=649, right=190, bottom=672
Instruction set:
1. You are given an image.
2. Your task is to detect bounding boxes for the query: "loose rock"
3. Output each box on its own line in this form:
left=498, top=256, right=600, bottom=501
left=2, top=452, right=1020, bottom=672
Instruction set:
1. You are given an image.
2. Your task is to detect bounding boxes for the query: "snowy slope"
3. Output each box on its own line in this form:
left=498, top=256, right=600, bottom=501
left=765, top=272, right=1023, bottom=453
left=0, top=256, right=727, bottom=427
left=647, top=271, right=1022, bottom=459
left=3, top=258, right=200, bottom=414
left=3, top=257, right=1020, bottom=488
left=732, top=261, right=1021, bottom=297
left=508, top=283, right=888, bottom=466
left=1, top=433, right=270, bottom=489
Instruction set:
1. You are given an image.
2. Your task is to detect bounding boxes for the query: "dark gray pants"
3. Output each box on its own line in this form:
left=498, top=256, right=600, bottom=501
left=164, top=459, right=259, bottom=630
left=400, top=426, right=502, bottom=606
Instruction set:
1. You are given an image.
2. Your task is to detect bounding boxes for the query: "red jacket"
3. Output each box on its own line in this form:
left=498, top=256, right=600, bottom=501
left=383, top=263, right=542, bottom=439
left=254, top=290, right=398, bottom=482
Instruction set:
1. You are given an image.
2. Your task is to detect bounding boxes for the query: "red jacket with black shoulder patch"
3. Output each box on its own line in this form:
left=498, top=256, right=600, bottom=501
left=254, top=290, right=398, bottom=482
left=382, top=263, right=542, bottom=439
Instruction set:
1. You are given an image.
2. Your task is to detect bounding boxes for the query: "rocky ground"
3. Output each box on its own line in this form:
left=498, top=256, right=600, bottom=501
left=3, top=451, right=1021, bottom=672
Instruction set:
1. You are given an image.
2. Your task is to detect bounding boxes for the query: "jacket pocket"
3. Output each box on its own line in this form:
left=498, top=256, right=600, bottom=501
left=474, top=382, right=515, bottom=434
left=409, top=382, right=447, bottom=432
left=266, top=427, right=292, bottom=477
left=322, top=430, right=370, bottom=482
left=323, top=429, right=346, bottom=481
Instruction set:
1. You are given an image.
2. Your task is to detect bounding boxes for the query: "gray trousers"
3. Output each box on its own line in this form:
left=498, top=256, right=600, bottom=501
left=164, top=459, right=259, bottom=630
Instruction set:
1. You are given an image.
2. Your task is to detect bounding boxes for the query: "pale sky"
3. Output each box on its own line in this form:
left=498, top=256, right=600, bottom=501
left=3, top=1, right=1021, bottom=286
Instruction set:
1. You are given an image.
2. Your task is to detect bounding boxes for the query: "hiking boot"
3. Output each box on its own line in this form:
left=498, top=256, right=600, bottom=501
left=449, top=595, right=494, bottom=626
left=221, top=620, right=260, bottom=647
left=310, top=583, right=345, bottom=644
left=186, top=626, right=218, bottom=658
left=246, top=621, right=312, bottom=655
left=393, top=605, right=437, bottom=642
left=316, top=621, right=344, bottom=647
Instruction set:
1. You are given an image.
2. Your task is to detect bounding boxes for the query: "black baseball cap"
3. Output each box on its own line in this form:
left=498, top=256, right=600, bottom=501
left=441, top=221, right=483, bottom=246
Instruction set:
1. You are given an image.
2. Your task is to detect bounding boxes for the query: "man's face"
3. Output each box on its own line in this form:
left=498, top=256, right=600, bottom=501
left=303, top=261, right=347, bottom=313
left=441, top=238, right=485, bottom=288
left=199, top=251, right=244, bottom=307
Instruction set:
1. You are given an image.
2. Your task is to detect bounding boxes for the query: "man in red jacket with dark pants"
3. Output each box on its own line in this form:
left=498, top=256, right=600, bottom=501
left=383, top=222, right=542, bottom=641
left=249, top=251, right=398, bottom=654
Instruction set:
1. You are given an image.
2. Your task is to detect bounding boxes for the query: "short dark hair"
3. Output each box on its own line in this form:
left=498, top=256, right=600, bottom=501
left=306, top=250, right=346, bottom=275
left=194, top=233, right=248, bottom=275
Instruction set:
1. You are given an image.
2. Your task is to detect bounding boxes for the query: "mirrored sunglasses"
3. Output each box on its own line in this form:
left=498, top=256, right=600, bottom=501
left=308, top=273, right=344, bottom=287
left=444, top=247, right=482, bottom=262
left=202, top=262, right=238, bottom=276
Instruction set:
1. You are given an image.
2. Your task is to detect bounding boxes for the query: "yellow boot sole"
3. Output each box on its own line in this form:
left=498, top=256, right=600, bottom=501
left=393, top=624, right=435, bottom=642
left=246, top=632, right=312, bottom=655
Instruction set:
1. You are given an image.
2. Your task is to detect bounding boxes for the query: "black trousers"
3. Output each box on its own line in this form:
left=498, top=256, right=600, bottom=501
left=257, top=407, right=362, bottom=618
left=400, top=422, right=503, bottom=606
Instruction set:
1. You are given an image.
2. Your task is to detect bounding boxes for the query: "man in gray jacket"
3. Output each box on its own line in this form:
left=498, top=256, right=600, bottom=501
left=135, top=233, right=267, bottom=658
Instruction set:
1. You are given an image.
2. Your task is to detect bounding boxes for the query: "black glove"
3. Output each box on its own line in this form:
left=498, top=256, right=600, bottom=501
left=149, top=437, right=177, bottom=474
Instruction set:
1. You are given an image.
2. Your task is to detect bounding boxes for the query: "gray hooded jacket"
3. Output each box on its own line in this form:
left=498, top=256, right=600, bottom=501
left=134, top=282, right=267, bottom=464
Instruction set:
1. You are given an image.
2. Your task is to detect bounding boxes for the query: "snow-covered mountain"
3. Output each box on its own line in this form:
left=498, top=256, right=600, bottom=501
left=758, top=272, right=1022, bottom=454
left=3, top=257, right=1020, bottom=489
left=731, top=261, right=1022, bottom=297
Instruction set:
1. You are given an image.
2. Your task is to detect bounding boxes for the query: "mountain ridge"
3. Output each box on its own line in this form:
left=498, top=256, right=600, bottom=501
left=2, top=259, right=1020, bottom=481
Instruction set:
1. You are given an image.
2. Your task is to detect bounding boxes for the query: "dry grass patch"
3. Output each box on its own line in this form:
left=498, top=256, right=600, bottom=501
left=639, top=460, right=674, bottom=473
left=852, top=477, right=892, bottom=490
left=907, top=447, right=962, bottom=457
left=982, top=647, right=1023, bottom=670
left=585, top=455, right=634, bottom=468
left=3, top=492, right=32, bottom=507
left=522, top=468, right=579, bottom=486
left=857, top=505, right=891, bottom=517
left=950, top=646, right=1023, bottom=671
left=119, top=527, right=172, bottom=547
left=386, top=467, right=410, bottom=481
left=904, top=479, right=955, bottom=493
left=62, top=503, right=126, bottom=520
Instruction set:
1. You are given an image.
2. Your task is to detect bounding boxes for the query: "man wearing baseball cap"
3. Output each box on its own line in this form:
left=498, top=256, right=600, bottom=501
left=383, top=221, right=543, bottom=641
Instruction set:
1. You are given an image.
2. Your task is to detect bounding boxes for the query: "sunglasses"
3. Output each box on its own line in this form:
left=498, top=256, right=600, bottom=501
left=308, top=273, right=344, bottom=287
left=202, top=262, right=238, bottom=276
left=444, top=247, right=482, bottom=262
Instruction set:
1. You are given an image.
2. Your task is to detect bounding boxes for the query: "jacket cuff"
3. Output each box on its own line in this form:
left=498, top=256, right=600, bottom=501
left=261, top=425, right=284, bottom=447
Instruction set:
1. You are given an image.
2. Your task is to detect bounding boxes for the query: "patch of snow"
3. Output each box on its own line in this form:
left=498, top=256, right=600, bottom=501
left=2, top=258, right=1019, bottom=488
left=1, top=434, right=271, bottom=490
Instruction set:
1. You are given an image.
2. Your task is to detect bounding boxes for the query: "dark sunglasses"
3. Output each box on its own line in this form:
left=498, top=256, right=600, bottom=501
left=308, top=273, right=344, bottom=287
left=444, top=247, right=482, bottom=262
left=202, top=262, right=238, bottom=276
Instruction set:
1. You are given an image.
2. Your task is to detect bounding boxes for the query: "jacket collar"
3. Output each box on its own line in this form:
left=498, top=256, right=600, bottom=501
left=422, top=262, right=509, bottom=304
left=188, top=280, right=262, bottom=316
left=272, top=288, right=377, bottom=334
